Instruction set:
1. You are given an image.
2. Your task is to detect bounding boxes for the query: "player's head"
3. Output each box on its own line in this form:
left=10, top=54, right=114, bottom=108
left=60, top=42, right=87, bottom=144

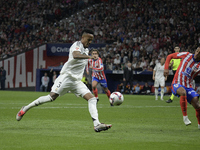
left=174, top=46, right=180, bottom=53
left=194, top=47, right=200, bottom=61
left=81, top=29, right=94, bottom=48
left=127, top=62, right=132, bottom=68
left=160, top=57, right=165, bottom=65
left=91, top=49, right=99, bottom=60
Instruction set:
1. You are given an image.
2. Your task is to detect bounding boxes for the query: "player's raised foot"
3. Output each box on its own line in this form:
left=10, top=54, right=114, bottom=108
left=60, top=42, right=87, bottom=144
left=166, top=98, right=173, bottom=103
left=183, top=116, right=191, bottom=126
left=94, top=123, right=112, bottom=132
left=198, top=124, right=200, bottom=130
left=16, top=106, right=26, bottom=121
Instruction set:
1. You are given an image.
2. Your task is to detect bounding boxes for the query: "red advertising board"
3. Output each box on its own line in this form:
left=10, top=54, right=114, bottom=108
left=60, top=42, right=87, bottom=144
left=0, top=44, right=68, bottom=88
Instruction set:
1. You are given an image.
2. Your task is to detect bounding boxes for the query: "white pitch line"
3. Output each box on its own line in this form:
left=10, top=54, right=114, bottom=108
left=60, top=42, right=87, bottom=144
left=0, top=105, right=190, bottom=110
left=0, top=102, right=185, bottom=108
left=0, top=102, right=87, bottom=105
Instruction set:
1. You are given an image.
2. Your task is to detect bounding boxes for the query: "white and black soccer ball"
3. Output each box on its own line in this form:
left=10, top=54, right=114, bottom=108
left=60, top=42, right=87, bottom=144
left=109, top=92, right=124, bottom=106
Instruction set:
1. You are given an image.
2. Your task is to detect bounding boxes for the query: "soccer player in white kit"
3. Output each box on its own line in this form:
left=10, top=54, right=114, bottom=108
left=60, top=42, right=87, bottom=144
left=16, top=29, right=112, bottom=132
left=153, top=57, right=167, bottom=100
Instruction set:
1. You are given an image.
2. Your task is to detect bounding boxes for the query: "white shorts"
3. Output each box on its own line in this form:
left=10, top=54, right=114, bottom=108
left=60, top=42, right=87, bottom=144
left=51, top=74, right=91, bottom=97
left=154, top=78, right=165, bottom=87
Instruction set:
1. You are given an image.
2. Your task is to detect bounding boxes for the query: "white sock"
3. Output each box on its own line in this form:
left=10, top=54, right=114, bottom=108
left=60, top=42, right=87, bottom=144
left=88, top=97, right=100, bottom=126
left=155, top=88, right=158, bottom=99
left=161, top=88, right=164, bottom=99
left=23, top=95, right=53, bottom=112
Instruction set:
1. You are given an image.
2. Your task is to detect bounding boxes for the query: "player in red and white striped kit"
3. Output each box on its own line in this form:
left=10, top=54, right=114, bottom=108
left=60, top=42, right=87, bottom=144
left=86, top=49, right=111, bottom=104
left=164, top=47, right=200, bottom=129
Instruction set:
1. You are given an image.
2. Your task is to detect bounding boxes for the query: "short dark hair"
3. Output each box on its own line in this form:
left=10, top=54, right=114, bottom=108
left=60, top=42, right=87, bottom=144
left=91, top=49, right=99, bottom=55
left=81, top=28, right=94, bottom=36
left=174, top=46, right=180, bottom=49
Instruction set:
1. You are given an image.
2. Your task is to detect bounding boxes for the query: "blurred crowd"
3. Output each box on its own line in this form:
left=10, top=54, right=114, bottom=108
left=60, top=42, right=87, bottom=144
left=1, top=0, right=200, bottom=72
left=0, top=0, right=100, bottom=59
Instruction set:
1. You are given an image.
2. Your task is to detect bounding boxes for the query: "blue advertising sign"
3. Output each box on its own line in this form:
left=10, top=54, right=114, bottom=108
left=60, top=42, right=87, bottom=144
left=46, top=43, right=71, bottom=56
left=46, top=43, right=106, bottom=56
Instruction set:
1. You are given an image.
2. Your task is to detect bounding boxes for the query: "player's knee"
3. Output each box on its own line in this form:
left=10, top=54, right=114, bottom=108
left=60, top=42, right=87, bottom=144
left=83, top=92, right=94, bottom=101
left=179, top=90, right=186, bottom=96
left=177, top=87, right=187, bottom=96
left=49, top=92, right=59, bottom=101
left=104, top=88, right=108, bottom=92
left=193, top=104, right=200, bottom=109
left=195, top=101, right=200, bottom=109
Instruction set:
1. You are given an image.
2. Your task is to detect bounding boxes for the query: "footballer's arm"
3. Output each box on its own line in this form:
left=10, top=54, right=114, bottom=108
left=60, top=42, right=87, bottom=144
left=169, top=60, right=174, bottom=68
left=164, top=53, right=178, bottom=77
left=73, top=51, right=93, bottom=59
left=152, top=70, right=156, bottom=80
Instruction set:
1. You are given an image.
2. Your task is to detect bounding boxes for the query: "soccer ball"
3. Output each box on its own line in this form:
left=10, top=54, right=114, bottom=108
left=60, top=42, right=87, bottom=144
left=109, top=92, right=124, bottom=106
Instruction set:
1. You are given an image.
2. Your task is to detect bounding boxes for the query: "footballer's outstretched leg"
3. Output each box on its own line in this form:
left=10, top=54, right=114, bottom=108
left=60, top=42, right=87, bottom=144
left=16, top=94, right=55, bottom=121
left=16, top=106, right=26, bottom=121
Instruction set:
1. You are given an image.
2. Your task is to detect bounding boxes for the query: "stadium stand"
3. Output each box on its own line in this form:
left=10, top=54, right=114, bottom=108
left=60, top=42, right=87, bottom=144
left=0, top=0, right=200, bottom=93
left=1, top=0, right=200, bottom=66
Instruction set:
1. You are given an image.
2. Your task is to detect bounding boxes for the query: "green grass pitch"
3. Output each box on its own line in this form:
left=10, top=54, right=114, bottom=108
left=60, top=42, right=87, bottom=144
left=0, top=91, right=199, bottom=150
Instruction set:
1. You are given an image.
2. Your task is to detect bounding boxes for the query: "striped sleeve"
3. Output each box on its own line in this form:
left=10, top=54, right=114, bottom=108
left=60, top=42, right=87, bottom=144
left=164, top=52, right=189, bottom=69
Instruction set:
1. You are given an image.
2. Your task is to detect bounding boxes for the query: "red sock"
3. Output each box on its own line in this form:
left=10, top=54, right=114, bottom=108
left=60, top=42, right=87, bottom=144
left=195, top=108, right=200, bottom=125
left=180, top=96, right=187, bottom=116
left=106, top=90, right=111, bottom=98
left=92, top=88, right=98, bottom=98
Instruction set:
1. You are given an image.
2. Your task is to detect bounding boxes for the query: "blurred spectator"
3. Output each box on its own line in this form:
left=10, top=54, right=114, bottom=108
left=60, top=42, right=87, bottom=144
left=118, top=82, right=124, bottom=93
left=133, top=83, right=141, bottom=94
left=52, top=71, right=57, bottom=84
left=124, top=84, right=131, bottom=94
left=146, top=41, right=154, bottom=54
left=40, top=72, right=49, bottom=92
left=50, top=69, right=58, bottom=87
left=140, top=82, right=151, bottom=95
left=0, top=67, right=6, bottom=90
left=105, top=57, right=113, bottom=70
left=132, top=47, right=140, bottom=59
left=57, top=62, right=64, bottom=69
left=134, top=62, right=143, bottom=71
left=123, top=62, right=133, bottom=94
left=113, top=54, right=121, bottom=70
left=120, top=53, right=128, bottom=64
left=131, top=59, right=137, bottom=70
left=140, top=57, right=147, bottom=70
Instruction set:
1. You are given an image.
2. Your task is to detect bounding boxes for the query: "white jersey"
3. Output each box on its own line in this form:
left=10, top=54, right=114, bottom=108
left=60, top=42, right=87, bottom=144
left=154, top=63, right=165, bottom=80
left=60, top=41, right=89, bottom=81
